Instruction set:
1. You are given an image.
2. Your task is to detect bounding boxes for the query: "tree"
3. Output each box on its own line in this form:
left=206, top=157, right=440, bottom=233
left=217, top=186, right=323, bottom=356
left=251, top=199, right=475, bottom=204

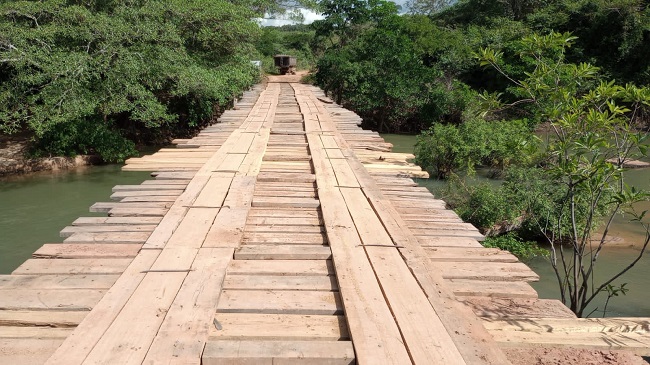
left=477, top=32, right=650, bottom=317
left=0, top=0, right=261, bottom=161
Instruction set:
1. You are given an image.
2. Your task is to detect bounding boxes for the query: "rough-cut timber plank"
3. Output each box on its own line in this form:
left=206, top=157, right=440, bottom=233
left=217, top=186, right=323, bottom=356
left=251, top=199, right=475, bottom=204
left=482, top=317, right=650, bottom=334
left=59, top=225, right=156, bottom=238
left=45, top=250, right=160, bottom=364
left=234, top=245, right=331, bottom=260
left=202, top=340, right=355, bottom=365
left=81, top=272, right=187, bottom=364
left=62, top=231, right=150, bottom=243
left=12, top=258, right=132, bottom=275
left=460, top=298, right=577, bottom=319
left=165, top=207, right=219, bottom=248
left=72, top=217, right=162, bottom=226
left=217, top=290, right=343, bottom=315
left=33, top=244, right=141, bottom=259
left=494, top=331, right=650, bottom=356
left=436, top=261, right=540, bottom=281
left=227, top=260, right=334, bottom=276
left=143, top=248, right=233, bottom=364
left=0, top=289, right=104, bottom=310
left=340, top=186, right=467, bottom=364
left=243, top=232, right=327, bottom=245
left=209, top=313, right=349, bottom=340
left=0, top=310, right=86, bottom=327
left=449, top=279, right=538, bottom=298
left=246, top=216, right=322, bottom=226
left=425, top=247, right=519, bottom=263
left=0, top=274, right=118, bottom=290
left=0, top=339, right=65, bottom=365
left=223, top=275, right=337, bottom=291
left=304, top=132, right=411, bottom=363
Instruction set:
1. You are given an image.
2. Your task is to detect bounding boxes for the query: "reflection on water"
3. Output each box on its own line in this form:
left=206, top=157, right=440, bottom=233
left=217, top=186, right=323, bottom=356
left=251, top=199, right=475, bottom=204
left=0, top=165, right=149, bottom=274
left=386, top=133, right=650, bottom=317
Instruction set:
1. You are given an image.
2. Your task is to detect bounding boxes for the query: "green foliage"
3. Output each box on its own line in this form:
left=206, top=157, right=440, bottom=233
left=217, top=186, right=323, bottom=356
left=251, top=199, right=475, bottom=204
left=0, top=0, right=261, bottom=162
left=482, top=233, right=548, bottom=260
left=414, top=119, right=538, bottom=178
left=457, top=183, right=515, bottom=230
left=479, top=31, right=650, bottom=317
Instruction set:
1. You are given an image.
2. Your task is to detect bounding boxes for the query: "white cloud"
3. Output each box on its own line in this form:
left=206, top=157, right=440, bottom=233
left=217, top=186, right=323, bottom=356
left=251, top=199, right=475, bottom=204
left=258, top=8, right=324, bottom=27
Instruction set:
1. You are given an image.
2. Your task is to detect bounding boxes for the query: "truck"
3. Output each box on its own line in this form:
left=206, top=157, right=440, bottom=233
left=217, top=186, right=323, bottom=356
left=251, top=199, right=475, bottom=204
left=273, top=55, right=297, bottom=75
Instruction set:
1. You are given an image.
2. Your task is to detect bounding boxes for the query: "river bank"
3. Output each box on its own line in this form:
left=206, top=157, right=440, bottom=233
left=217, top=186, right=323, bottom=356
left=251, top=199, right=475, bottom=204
left=0, top=135, right=100, bottom=176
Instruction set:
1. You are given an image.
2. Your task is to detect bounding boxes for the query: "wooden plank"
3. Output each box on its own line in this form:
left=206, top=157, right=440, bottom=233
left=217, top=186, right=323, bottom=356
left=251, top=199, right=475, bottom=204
left=110, top=190, right=183, bottom=200
left=0, top=274, right=118, bottom=290
left=33, top=244, right=141, bottom=259
left=81, top=272, right=188, bottom=364
left=12, top=258, right=132, bottom=275
left=234, top=245, right=330, bottom=260
left=257, top=172, right=316, bottom=183
left=0, top=327, right=72, bottom=339
left=245, top=224, right=323, bottom=233
left=217, top=290, right=342, bottom=315
left=60, top=225, right=156, bottom=237
left=210, top=313, right=348, bottom=340
left=72, top=216, right=162, bottom=225
left=416, top=236, right=484, bottom=247
left=340, top=187, right=467, bottom=364
left=202, top=340, right=355, bottom=365
left=426, top=247, right=519, bottom=263
left=0, top=289, right=104, bottom=311
left=330, top=159, right=360, bottom=188
left=248, top=208, right=320, bottom=218
left=0, top=339, right=65, bottom=365
left=243, top=232, right=327, bottom=245
left=166, top=208, right=220, bottom=248
left=120, top=195, right=177, bottom=202
left=223, top=275, right=337, bottom=291
left=460, top=298, right=576, bottom=319
left=246, top=216, right=322, bottom=226
left=303, top=140, right=411, bottom=362
left=227, top=260, right=333, bottom=276
left=192, top=175, right=233, bottom=207
left=436, top=261, right=539, bottom=281
left=493, top=331, right=650, bottom=356
left=107, top=207, right=168, bottom=217
left=252, top=196, right=320, bottom=208
left=482, top=317, right=650, bottom=334
left=91, top=202, right=171, bottom=211
left=112, top=184, right=183, bottom=192
left=143, top=248, right=233, bottom=364
left=204, top=207, right=249, bottom=247
left=449, top=279, right=538, bottom=298
left=44, top=250, right=160, bottom=364
left=0, top=310, right=86, bottom=327
left=63, top=232, right=150, bottom=243
left=214, top=153, right=246, bottom=172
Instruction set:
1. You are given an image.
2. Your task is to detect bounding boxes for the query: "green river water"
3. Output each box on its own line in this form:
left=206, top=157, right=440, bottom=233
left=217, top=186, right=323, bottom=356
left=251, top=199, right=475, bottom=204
left=0, top=166, right=150, bottom=274
left=382, top=133, right=650, bottom=317
left=0, top=135, right=648, bottom=317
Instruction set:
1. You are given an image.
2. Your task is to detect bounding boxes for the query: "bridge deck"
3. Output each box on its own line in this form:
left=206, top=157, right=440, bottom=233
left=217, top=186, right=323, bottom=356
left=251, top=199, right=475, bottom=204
left=1, top=79, right=649, bottom=364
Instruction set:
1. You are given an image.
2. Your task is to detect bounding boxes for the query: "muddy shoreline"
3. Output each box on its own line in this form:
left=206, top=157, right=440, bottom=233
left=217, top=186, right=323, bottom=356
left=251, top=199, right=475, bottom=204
left=0, top=135, right=100, bottom=177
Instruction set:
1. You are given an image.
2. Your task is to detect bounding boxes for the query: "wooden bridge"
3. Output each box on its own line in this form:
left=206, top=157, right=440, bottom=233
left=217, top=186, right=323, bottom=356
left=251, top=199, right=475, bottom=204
left=2, top=78, right=649, bottom=364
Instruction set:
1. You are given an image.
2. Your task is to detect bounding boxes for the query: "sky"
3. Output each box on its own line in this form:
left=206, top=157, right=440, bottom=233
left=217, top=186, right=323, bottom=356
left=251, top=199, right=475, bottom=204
left=259, top=0, right=409, bottom=26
